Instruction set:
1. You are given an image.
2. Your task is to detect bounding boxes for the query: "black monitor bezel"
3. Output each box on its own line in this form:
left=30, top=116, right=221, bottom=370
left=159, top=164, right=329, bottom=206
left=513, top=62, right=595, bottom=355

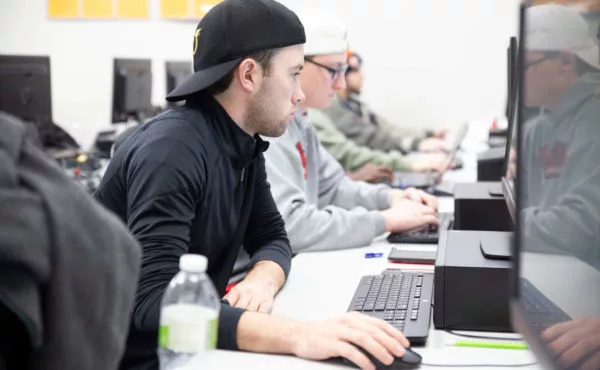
left=0, top=54, right=53, bottom=125
left=111, top=58, right=153, bottom=124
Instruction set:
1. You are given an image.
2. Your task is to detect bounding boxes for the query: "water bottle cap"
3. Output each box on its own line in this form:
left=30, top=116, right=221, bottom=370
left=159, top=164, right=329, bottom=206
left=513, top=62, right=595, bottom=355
left=179, top=254, right=208, bottom=273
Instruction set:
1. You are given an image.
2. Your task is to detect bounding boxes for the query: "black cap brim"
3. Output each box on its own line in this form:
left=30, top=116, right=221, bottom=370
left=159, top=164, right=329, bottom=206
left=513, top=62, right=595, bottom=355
left=166, top=58, right=242, bottom=102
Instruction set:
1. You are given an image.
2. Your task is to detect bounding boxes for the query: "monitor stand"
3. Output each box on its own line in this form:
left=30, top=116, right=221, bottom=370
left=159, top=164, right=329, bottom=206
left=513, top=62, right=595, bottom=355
left=480, top=232, right=513, bottom=260
left=488, top=182, right=503, bottom=197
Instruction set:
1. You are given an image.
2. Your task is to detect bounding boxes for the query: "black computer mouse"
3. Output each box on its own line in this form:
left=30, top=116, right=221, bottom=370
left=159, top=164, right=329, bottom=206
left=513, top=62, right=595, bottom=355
left=342, top=346, right=422, bottom=369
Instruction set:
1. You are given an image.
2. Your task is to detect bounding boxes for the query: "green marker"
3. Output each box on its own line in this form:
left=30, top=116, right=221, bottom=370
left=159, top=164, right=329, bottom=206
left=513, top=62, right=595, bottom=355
left=446, top=339, right=529, bottom=350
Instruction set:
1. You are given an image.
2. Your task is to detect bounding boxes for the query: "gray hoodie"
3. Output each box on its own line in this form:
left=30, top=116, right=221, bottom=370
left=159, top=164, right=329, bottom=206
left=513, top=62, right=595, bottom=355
left=521, top=75, right=600, bottom=270
left=0, top=112, right=141, bottom=369
left=263, top=112, right=391, bottom=253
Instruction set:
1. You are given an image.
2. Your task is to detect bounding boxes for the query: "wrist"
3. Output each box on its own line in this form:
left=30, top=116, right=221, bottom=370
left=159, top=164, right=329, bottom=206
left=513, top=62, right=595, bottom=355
left=287, top=319, right=304, bottom=356
left=246, top=260, right=285, bottom=293
left=380, top=209, right=393, bottom=232
left=243, top=273, right=278, bottom=296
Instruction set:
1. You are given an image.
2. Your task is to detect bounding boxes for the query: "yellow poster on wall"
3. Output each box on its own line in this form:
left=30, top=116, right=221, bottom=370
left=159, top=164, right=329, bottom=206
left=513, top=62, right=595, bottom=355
left=159, top=0, right=189, bottom=18
left=48, top=0, right=79, bottom=18
left=192, top=0, right=222, bottom=18
left=117, top=0, right=150, bottom=18
left=160, top=0, right=222, bottom=19
left=82, top=0, right=113, bottom=18
left=48, top=0, right=150, bottom=19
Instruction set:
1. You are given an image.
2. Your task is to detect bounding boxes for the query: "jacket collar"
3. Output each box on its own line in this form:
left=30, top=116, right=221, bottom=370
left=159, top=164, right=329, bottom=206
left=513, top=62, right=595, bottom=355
left=186, top=94, right=269, bottom=168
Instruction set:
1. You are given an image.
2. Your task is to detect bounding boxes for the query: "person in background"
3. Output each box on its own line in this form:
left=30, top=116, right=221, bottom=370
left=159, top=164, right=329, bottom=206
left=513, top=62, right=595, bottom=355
left=95, top=1, right=414, bottom=369
left=346, top=162, right=394, bottom=183
left=263, top=8, right=440, bottom=254
left=309, top=108, right=449, bottom=176
left=0, top=111, right=141, bottom=370
left=320, top=51, right=448, bottom=154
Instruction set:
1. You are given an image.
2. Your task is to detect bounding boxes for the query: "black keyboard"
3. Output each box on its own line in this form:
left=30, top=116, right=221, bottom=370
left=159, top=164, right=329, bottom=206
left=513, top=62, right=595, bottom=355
left=387, top=213, right=453, bottom=244
left=520, top=278, right=571, bottom=334
left=347, top=271, right=434, bottom=344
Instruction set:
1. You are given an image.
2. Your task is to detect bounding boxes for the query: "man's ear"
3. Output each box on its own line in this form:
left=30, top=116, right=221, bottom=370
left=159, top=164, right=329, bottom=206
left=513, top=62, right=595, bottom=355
left=236, top=58, right=262, bottom=93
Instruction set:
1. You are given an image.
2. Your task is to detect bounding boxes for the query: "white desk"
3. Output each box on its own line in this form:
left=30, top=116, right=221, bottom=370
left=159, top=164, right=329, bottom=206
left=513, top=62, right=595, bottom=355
left=185, top=123, right=540, bottom=368
left=187, top=197, right=538, bottom=369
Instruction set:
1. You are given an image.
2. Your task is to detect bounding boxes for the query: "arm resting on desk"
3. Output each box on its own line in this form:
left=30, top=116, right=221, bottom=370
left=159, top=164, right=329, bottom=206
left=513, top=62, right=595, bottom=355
left=236, top=311, right=411, bottom=370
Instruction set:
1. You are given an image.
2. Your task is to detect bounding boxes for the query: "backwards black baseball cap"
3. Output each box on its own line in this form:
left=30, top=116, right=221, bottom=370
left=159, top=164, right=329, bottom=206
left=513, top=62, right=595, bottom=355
left=166, top=0, right=306, bottom=102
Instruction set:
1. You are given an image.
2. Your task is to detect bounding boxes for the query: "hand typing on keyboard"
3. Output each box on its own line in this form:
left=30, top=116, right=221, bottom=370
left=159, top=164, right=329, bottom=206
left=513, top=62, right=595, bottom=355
left=410, top=153, right=450, bottom=173
left=542, top=317, right=600, bottom=369
left=292, top=311, right=410, bottom=370
left=381, top=198, right=439, bottom=233
left=390, top=188, right=438, bottom=210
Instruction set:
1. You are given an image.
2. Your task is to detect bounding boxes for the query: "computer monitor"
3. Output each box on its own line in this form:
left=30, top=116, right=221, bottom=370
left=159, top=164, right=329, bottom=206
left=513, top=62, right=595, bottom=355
left=501, top=98, right=517, bottom=220
left=501, top=50, right=519, bottom=220
left=111, top=58, right=152, bottom=123
left=506, top=36, right=519, bottom=122
left=510, top=3, right=600, bottom=369
left=165, top=61, right=192, bottom=97
left=0, top=55, right=52, bottom=125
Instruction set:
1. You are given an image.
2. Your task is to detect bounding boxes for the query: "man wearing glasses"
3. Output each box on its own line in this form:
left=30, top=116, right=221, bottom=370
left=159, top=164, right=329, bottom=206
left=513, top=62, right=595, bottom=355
left=263, top=9, right=439, bottom=253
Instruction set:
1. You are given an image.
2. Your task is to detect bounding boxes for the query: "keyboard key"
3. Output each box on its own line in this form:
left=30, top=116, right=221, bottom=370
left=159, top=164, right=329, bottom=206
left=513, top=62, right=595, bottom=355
left=394, top=310, right=406, bottom=320
left=351, top=304, right=364, bottom=311
left=397, top=303, right=408, bottom=310
left=368, top=311, right=385, bottom=320
left=375, top=303, right=387, bottom=311
left=363, top=302, right=375, bottom=311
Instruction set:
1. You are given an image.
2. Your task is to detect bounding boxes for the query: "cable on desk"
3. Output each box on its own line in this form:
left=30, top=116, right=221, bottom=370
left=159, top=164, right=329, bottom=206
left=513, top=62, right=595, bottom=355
left=420, top=361, right=537, bottom=368
left=445, top=330, right=524, bottom=341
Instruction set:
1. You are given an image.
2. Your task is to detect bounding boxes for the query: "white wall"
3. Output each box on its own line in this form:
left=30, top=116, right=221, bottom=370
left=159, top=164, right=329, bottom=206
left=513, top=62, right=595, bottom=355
left=0, top=0, right=520, bottom=148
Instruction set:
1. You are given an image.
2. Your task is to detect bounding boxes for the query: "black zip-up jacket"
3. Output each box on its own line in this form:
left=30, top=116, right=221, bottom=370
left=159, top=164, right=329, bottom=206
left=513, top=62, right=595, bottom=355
left=94, top=94, right=292, bottom=370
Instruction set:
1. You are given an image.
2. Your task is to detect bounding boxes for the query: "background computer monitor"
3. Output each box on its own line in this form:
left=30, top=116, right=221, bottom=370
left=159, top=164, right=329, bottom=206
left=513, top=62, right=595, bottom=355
left=0, top=54, right=52, bottom=125
left=506, top=36, right=518, bottom=123
left=165, top=61, right=192, bottom=99
left=111, top=58, right=152, bottom=123
left=501, top=104, right=517, bottom=221
left=510, top=3, right=600, bottom=369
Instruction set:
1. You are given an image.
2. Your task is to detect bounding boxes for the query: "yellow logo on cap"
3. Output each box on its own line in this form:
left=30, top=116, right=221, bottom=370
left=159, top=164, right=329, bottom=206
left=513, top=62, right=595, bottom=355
left=193, top=28, right=202, bottom=56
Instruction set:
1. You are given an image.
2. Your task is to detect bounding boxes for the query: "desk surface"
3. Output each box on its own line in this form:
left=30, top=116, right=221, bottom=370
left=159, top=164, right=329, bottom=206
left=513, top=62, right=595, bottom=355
left=185, top=124, right=541, bottom=369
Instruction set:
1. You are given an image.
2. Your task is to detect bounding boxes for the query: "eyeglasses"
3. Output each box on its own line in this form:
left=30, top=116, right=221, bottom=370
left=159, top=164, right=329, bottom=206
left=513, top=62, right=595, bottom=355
left=304, top=57, right=348, bottom=80
left=525, top=53, right=559, bottom=70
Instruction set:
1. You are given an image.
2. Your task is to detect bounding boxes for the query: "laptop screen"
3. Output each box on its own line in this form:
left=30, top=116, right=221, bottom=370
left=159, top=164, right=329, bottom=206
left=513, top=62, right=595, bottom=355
left=511, top=3, right=600, bottom=369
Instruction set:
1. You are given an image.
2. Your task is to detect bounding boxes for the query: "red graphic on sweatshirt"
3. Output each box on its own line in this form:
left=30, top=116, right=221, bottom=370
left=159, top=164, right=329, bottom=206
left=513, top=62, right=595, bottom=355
left=296, top=142, right=308, bottom=179
left=540, top=141, right=567, bottom=179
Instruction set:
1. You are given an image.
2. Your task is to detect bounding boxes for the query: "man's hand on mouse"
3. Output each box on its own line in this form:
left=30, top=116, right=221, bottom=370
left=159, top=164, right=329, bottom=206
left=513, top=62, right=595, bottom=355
left=291, top=311, right=411, bottom=370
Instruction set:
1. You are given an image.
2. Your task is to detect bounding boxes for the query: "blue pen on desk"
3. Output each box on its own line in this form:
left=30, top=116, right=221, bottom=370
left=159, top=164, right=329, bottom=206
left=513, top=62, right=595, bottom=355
left=365, top=253, right=384, bottom=258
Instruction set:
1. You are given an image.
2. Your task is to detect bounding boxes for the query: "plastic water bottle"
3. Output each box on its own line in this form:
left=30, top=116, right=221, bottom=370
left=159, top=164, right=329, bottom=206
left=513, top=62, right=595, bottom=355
left=158, top=254, right=220, bottom=370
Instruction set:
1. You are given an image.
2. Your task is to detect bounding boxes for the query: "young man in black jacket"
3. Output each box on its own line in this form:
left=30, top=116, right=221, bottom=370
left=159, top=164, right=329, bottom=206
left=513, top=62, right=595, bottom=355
left=95, top=1, right=412, bottom=369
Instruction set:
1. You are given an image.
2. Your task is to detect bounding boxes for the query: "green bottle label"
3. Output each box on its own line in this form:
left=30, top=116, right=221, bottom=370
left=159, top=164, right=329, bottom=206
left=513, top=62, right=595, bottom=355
left=158, top=325, right=169, bottom=349
left=158, top=305, right=219, bottom=351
